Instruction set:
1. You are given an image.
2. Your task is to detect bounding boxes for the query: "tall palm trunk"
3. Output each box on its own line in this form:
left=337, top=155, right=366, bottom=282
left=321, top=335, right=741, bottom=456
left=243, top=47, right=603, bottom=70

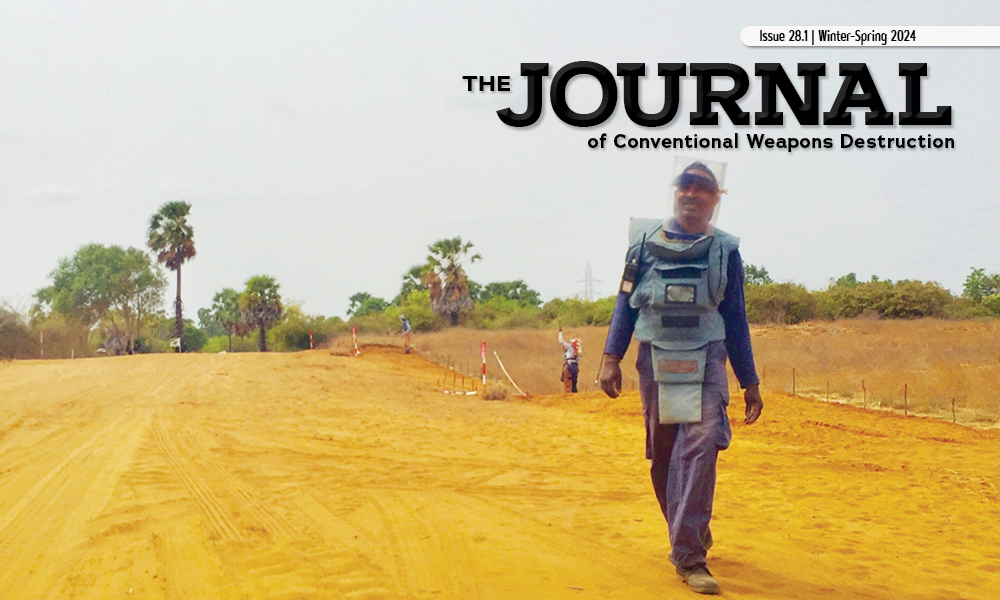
left=258, top=325, right=267, bottom=352
left=174, top=265, right=183, bottom=353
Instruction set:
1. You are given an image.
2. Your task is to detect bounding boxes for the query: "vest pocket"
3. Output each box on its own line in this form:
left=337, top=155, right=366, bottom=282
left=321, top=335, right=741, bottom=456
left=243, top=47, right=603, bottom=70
left=650, top=343, right=707, bottom=424
left=650, top=263, right=707, bottom=310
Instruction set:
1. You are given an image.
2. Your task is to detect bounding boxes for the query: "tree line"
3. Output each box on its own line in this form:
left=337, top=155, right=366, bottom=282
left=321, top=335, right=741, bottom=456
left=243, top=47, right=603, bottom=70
left=5, top=212, right=1000, bottom=360
left=343, top=245, right=1000, bottom=332
left=342, top=236, right=612, bottom=334
left=2, top=202, right=288, bottom=358
left=1, top=214, right=611, bottom=358
left=742, top=265, right=1000, bottom=324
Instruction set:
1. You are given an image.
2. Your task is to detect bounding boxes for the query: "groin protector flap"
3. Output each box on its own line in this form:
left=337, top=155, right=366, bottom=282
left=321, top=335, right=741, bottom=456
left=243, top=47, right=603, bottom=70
left=658, top=383, right=703, bottom=424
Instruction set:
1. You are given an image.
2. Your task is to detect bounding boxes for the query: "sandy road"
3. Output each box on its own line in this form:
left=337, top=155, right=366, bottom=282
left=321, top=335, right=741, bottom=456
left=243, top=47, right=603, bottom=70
left=0, top=347, right=998, bottom=599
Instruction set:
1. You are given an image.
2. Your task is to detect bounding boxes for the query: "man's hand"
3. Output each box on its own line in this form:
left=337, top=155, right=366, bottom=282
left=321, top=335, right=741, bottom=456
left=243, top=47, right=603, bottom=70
left=599, top=354, right=623, bottom=398
left=744, top=384, right=763, bottom=424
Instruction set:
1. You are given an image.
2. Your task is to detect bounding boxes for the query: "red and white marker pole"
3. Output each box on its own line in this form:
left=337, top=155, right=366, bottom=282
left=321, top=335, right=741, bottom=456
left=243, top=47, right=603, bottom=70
left=352, top=326, right=361, bottom=356
left=481, top=342, right=486, bottom=384
left=309, top=330, right=314, bottom=350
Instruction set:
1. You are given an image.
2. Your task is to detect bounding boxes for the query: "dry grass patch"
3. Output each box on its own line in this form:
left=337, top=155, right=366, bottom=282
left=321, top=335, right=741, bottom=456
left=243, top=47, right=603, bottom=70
left=393, top=319, right=1000, bottom=425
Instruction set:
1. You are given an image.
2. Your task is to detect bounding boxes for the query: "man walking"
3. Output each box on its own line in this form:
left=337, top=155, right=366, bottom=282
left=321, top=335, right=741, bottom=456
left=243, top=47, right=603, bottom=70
left=599, top=158, right=763, bottom=594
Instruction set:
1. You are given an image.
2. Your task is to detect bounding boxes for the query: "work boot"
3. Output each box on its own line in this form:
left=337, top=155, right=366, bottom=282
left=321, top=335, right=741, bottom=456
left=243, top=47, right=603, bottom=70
left=676, top=565, right=720, bottom=595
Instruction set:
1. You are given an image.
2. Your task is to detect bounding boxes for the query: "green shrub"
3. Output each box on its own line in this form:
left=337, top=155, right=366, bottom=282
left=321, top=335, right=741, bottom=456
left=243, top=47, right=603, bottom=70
left=981, top=293, right=1000, bottom=316
left=348, top=289, right=445, bottom=335
left=138, top=317, right=206, bottom=353
left=270, top=305, right=348, bottom=351
left=0, top=309, right=35, bottom=359
left=540, top=297, right=616, bottom=327
left=745, top=283, right=817, bottom=324
left=185, top=325, right=207, bottom=352
left=472, top=298, right=544, bottom=329
left=203, top=334, right=258, bottom=353
left=943, top=297, right=993, bottom=319
left=396, top=290, right=438, bottom=331
left=25, top=313, right=94, bottom=358
left=815, top=279, right=952, bottom=320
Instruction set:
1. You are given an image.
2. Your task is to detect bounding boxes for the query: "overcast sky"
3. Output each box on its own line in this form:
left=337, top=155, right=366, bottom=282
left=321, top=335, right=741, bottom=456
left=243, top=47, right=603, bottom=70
left=2, top=1, right=998, bottom=318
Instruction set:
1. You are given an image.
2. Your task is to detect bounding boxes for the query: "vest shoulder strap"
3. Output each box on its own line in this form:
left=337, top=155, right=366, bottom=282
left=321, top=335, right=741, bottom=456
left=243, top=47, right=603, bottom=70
left=713, top=226, right=740, bottom=250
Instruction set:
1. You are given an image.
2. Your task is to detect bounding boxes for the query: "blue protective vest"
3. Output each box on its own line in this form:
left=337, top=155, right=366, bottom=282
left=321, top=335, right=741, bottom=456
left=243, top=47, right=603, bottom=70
left=627, top=219, right=739, bottom=347
left=625, top=218, right=740, bottom=423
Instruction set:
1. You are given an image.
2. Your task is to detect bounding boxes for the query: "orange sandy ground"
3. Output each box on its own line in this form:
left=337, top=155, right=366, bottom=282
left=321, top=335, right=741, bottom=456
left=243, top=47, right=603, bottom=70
left=0, top=347, right=998, bottom=599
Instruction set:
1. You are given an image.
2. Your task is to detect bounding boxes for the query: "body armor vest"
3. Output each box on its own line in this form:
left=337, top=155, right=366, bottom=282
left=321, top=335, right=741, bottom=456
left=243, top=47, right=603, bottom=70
left=625, top=218, right=740, bottom=424
left=627, top=218, right=739, bottom=347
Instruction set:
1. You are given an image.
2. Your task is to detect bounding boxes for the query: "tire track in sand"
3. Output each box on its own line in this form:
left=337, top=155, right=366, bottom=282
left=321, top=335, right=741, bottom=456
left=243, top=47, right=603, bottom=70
left=291, top=491, right=402, bottom=599
left=0, top=412, right=138, bottom=595
left=371, top=490, right=484, bottom=599
left=172, top=423, right=298, bottom=540
left=150, top=415, right=371, bottom=597
left=150, top=415, right=244, bottom=541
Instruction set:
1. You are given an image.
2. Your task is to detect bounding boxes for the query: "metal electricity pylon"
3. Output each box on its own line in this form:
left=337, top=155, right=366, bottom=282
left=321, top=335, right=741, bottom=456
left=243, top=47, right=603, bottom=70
left=576, top=261, right=601, bottom=301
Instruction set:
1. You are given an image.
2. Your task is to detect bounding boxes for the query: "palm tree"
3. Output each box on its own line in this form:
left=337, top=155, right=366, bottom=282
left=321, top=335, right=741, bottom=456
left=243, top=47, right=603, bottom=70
left=424, top=237, right=481, bottom=326
left=393, top=264, right=428, bottom=305
left=147, top=202, right=196, bottom=352
left=239, top=275, right=282, bottom=352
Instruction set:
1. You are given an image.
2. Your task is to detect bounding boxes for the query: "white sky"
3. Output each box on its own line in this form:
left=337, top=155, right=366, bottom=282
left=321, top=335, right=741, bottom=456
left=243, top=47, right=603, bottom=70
left=2, top=1, right=998, bottom=318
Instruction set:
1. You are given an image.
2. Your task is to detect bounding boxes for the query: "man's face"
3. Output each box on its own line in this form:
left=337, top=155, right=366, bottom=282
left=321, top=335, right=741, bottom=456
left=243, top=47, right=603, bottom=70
left=673, top=169, right=720, bottom=232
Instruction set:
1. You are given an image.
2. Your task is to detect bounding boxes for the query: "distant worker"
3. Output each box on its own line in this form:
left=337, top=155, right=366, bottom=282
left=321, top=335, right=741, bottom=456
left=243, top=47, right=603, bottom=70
left=558, top=326, right=582, bottom=393
left=599, top=158, right=762, bottom=595
left=400, top=315, right=413, bottom=354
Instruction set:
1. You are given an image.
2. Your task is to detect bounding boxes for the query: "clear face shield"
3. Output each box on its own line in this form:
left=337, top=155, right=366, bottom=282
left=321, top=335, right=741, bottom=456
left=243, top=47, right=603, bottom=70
left=665, top=156, right=727, bottom=236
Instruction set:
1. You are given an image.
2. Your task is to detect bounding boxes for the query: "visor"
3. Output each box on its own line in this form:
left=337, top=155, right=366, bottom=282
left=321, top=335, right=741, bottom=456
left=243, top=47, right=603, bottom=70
left=674, top=171, right=719, bottom=194
left=666, top=156, right=728, bottom=234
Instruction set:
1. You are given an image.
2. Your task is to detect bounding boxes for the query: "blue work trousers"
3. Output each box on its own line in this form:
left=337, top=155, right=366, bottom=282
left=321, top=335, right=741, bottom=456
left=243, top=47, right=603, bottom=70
left=637, top=340, right=732, bottom=569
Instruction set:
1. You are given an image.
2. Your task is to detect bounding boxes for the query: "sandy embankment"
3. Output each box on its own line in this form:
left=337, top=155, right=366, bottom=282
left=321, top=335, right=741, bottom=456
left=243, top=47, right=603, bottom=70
left=0, top=348, right=997, bottom=599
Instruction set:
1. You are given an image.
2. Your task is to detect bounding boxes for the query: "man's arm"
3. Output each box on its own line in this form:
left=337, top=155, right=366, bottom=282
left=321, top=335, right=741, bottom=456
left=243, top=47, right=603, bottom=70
left=603, top=292, right=638, bottom=359
left=558, top=327, right=572, bottom=351
left=718, top=249, right=763, bottom=424
left=718, top=249, right=759, bottom=387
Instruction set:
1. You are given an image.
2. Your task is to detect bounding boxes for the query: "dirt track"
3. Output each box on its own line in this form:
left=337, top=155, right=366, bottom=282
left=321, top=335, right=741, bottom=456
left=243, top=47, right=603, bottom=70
left=0, top=348, right=998, bottom=599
